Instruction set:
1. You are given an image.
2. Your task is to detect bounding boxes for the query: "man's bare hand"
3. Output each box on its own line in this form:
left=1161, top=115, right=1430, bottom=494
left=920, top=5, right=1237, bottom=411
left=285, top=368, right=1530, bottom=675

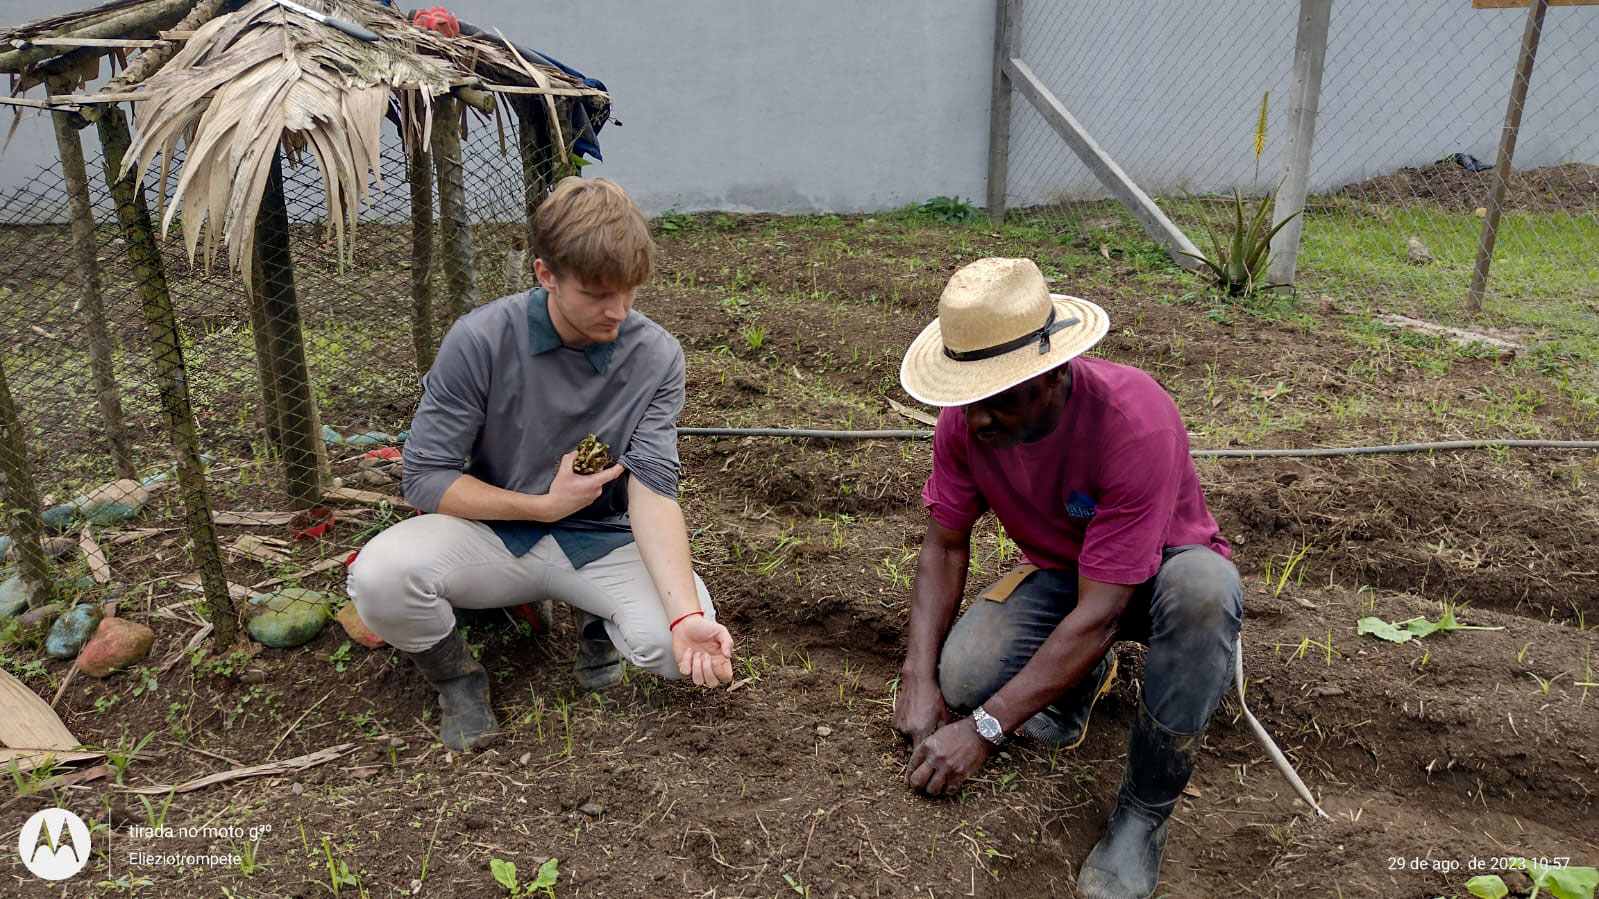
left=892, top=675, right=951, bottom=747
left=543, top=450, right=625, bottom=521
left=672, top=615, right=735, bottom=686
left=907, top=718, right=992, bottom=797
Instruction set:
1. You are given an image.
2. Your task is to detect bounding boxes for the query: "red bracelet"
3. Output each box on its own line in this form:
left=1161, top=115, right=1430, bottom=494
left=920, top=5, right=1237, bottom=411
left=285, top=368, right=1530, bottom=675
left=668, top=610, right=704, bottom=632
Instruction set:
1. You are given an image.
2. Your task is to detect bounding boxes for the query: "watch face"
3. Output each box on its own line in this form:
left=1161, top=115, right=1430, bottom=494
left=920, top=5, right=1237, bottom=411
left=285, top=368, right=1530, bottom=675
left=975, top=711, right=1002, bottom=741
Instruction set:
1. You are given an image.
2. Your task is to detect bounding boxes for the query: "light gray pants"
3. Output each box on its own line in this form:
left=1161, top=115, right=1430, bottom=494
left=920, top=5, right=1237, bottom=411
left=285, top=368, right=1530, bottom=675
left=346, top=514, right=715, bottom=679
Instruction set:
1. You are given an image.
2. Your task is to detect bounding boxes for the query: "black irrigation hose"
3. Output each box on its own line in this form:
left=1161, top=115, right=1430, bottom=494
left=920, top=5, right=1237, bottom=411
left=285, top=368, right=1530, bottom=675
left=680, top=428, right=1599, bottom=457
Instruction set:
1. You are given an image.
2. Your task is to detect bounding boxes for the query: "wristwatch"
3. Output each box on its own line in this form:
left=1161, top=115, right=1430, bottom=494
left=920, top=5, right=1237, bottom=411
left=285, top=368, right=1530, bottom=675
left=971, top=705, right=1006, bottom=745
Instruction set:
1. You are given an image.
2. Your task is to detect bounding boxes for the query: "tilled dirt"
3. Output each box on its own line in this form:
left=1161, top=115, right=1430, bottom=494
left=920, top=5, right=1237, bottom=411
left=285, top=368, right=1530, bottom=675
left=3, top=212, right=1597, bottom=898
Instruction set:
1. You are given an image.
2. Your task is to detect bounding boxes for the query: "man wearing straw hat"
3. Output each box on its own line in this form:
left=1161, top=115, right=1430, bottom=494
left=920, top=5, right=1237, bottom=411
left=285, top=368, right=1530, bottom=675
left=892, top=258, right=1242, bottom=899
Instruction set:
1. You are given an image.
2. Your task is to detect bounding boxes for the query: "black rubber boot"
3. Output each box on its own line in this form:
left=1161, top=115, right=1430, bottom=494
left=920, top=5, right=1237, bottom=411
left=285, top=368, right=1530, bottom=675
left=573, top=609, right=622, bottom=691
left=1018, top=651, right=1118, bottom=748
left=1078, top=700, right=1203, bottom=899
left=401, top=631, right=499, bottom=751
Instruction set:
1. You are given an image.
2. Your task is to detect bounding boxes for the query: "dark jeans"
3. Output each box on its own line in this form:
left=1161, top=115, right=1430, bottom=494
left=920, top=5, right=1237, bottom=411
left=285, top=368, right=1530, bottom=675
left=938, top=545, right=1244, bottom=734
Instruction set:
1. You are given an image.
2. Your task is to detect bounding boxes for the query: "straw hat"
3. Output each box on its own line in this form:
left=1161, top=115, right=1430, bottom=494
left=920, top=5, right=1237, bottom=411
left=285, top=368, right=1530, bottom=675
left=899, top=258, right=1109, bottom=407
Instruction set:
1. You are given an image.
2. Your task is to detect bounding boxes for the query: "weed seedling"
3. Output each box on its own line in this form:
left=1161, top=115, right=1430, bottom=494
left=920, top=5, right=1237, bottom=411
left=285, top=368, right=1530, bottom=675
left=1358, top=599, right=1503, bottom=644
left=492, top=857, right=559, bottom=898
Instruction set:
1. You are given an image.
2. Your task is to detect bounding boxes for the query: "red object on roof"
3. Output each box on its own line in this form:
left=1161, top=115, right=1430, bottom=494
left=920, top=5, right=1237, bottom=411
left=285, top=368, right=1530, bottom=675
left=412, top=7, right=460, bottom=38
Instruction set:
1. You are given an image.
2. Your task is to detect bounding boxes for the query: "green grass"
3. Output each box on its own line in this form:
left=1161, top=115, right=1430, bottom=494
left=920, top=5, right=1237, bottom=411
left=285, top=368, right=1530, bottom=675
left=1301, top=204, right=1599, bottom=416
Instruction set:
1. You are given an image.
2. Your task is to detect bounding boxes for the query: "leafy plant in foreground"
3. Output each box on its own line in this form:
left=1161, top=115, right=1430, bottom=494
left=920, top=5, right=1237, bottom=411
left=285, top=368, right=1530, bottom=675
left=919, top=195, right=979, bottom=224
left=1357, top=601, right=1504, bottom=644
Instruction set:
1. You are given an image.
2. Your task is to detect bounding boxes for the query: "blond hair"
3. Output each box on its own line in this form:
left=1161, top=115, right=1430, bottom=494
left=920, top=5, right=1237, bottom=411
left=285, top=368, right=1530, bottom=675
left=532, top=177, right=654, bottom=290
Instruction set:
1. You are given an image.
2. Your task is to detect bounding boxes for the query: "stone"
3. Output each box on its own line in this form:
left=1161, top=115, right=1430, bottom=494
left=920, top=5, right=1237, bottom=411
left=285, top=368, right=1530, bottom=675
left=0, top=574, right=28, bottom=620
left=815, top=724, right=833, bottom=738
left=14, top=603, right=63, bottom=641
left=578, top=803, right=604, bottom=818
left=78, top=617, right=156, bottom=677
left=350, top=468, right=394, bottom=487
left=1407, top=236, right=1432, bottom=265
left=46, top=604, right=103, bottom=659
left=335, top=603, right=386, bottom=649
left=247, top=588, right=331, bottom=648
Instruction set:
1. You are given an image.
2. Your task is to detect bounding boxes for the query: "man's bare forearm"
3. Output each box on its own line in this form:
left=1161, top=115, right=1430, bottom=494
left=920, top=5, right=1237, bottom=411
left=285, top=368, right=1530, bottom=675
left=627, top=478, right=701, bottom=620
left=979, top=578, right=1130, bottom=733
left=434, top=473, right=554, bottom=522
left=901, top=520, right=971, bottom=681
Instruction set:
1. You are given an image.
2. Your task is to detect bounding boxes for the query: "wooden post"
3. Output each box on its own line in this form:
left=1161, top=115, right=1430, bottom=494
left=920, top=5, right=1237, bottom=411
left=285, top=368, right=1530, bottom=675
left=1268, top=0, right=1333, bottom=290
left=431, top=95, right=478, bottom=324
left=408, top=142, right=437, bottom=373
left=1467, top=0, right=1549, bottom=311
left=0, top=354, right=55, bottom=607
left=514, top=97, right=549, bottom=263
left=47, top=81, right=137, bottom=481
left=254, top=152, right=325, bottom=511
left=96, top=105, right=234, bottom=643
left=246, top=266, right=287, bottom=450
left=986, top=0, right=1021, bottom=223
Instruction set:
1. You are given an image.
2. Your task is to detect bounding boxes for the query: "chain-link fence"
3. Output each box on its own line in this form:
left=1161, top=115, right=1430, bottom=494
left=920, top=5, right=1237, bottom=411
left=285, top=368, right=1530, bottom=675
left=998, top=0, right=1596, bottom=321
left=0, top=99, right=562, bottom=635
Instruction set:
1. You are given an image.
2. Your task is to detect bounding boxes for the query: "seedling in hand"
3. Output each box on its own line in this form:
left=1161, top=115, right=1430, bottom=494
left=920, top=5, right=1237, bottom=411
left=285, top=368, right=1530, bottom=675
left=571, top=434, right=611, bottom=475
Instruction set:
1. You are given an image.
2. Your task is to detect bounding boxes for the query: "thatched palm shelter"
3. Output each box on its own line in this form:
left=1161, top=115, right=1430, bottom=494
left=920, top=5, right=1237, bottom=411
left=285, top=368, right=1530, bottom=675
left=0, top=0, right=609, bottom=640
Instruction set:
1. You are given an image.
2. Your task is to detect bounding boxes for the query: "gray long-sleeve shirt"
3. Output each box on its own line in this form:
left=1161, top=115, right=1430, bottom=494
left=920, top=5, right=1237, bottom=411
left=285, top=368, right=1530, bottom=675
left=401, top=287, right=685, bottom=566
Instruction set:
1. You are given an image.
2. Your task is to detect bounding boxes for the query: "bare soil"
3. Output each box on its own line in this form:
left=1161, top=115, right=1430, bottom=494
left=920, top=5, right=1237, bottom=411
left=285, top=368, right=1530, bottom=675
left=3, top=210, right=1597, bottom=898
left=1340, top=161, right=1599, bottom=214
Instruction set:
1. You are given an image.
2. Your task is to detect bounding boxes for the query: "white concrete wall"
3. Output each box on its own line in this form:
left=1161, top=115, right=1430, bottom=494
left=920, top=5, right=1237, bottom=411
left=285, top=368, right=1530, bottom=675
left=0, top=0, right=1594, bottom=220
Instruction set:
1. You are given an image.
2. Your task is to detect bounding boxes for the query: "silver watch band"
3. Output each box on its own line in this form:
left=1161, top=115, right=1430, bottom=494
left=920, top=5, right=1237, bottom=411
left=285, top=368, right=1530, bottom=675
left=972, top=705, right=1006, bottom=745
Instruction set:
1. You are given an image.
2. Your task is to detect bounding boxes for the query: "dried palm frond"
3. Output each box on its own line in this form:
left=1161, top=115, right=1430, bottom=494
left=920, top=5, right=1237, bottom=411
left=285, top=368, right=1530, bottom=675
left=122, top=0, right=457, bottom=284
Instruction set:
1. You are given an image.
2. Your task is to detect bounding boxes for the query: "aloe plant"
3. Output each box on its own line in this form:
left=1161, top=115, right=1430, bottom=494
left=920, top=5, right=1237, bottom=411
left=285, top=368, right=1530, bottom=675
left=1181, top=187, right=1301, bottom=296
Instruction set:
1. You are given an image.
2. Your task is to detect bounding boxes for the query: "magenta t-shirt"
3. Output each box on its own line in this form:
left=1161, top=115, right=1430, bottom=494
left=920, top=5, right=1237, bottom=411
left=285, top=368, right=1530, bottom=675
left=922, top=356, right=1229, bottom=585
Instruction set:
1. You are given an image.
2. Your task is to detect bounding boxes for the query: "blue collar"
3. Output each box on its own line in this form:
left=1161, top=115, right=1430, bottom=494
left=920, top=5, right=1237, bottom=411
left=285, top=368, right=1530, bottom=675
left=526, top=287, right=621, bottom=374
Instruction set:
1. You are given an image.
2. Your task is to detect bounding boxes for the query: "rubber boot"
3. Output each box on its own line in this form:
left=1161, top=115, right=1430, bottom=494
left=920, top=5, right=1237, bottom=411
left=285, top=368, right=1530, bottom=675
left=400, top=631, right=499, bottom=751
left=1018, top=651, right=1118, bottom=748
left=1077, top=700, right=1203, bottom=899
left=573, top=608, right=622, bottom=691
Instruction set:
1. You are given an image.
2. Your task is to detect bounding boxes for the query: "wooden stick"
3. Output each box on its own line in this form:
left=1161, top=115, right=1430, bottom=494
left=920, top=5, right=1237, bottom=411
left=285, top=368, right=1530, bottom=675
left=0, top=0, right=194, bottom=74
left=49, top=75, right=136, bottom=480
left=1467, top=0, right=1549, bottom=310
left=431, top=94, right=478, bottom=321
left=408, top=142, right=437, bottom=373
left=97, top=104, right=237, bottom=643
left=115, top=742, right=358, bottom=795
left=478, top=83, right=606, bottom=98
left=16, top=37, right=169, bottom=48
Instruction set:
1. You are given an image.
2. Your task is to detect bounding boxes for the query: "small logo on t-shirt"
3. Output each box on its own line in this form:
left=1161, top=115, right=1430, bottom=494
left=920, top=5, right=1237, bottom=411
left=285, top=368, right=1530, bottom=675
left=1065, top=490, right=1097, bottom=520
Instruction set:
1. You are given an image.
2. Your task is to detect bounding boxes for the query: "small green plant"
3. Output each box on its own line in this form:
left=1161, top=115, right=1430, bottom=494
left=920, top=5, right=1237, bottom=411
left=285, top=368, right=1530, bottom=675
left=741, top=325, right=767, bottom=351
left=1181, top=91, right=1300, bottom=296
left=919, top=195, right=979, bottom=224
left=656, top=209, right=693, bottom=234
left=328, top=640, right=353, bottom=673
left=491, top=857, right=559, bottom=898
left=1357, top=600, right=1504, bottom=644
left=1466, top=858, right=1598, bottom=899
left=1183, top=186, right=1300, bottom=296
left=783, top=873, right=812, bottom=897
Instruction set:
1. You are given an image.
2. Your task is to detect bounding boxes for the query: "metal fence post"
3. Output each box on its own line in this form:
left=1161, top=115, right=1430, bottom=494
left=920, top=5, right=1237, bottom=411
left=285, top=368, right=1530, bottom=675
left=987, top=0, right=1021, bottom=223
left=1269, top=0, right=1333, bottom=290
